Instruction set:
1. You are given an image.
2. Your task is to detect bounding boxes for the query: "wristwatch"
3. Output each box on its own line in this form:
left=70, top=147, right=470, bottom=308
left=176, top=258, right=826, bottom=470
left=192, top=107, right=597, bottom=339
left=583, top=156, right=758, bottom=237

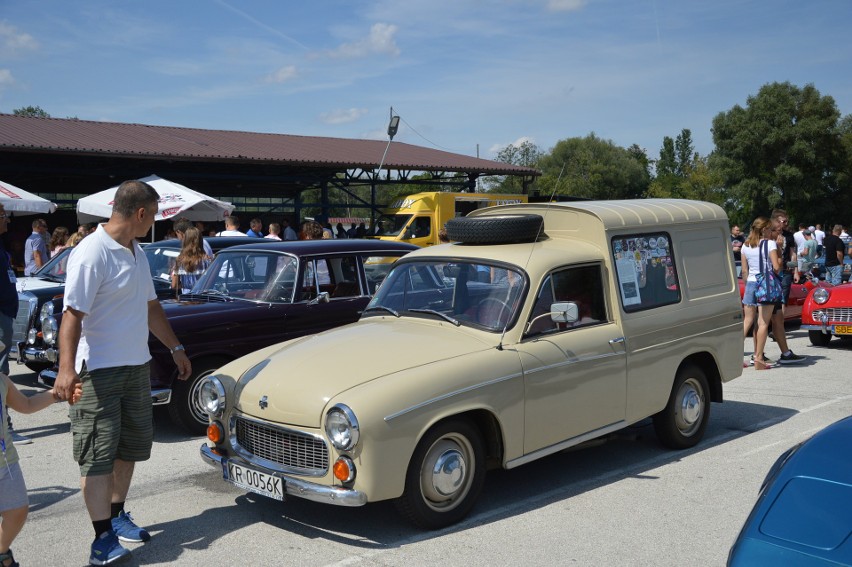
left=169, top=344, right=185, bottom=355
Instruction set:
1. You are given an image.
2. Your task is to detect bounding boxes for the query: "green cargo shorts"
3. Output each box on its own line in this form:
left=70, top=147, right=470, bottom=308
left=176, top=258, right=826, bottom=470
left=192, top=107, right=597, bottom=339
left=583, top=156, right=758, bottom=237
left=69, top=363, right=153, bottom=477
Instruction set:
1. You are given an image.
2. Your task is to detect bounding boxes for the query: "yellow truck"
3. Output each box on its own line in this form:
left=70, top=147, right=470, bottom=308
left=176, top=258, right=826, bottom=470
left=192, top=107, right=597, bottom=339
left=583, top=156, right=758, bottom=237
left=371, top=191, right=527, bottom=247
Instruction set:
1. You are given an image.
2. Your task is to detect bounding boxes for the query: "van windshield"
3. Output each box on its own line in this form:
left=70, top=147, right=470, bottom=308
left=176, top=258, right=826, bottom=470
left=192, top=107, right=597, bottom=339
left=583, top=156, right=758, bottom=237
left=367, top=260, right=525, bottom=332
left=372, top=214, right=411, bottom=237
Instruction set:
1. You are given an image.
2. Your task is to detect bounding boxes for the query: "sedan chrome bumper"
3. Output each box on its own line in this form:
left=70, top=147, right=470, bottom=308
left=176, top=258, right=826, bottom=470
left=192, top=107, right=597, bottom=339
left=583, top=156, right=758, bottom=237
left=199, top=444, right=367, bottom=507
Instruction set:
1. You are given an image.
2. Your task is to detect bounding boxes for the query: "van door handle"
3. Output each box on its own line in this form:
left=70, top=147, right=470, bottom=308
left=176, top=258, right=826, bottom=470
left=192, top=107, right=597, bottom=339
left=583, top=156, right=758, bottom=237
left=609, top=337, right=625, bottom=345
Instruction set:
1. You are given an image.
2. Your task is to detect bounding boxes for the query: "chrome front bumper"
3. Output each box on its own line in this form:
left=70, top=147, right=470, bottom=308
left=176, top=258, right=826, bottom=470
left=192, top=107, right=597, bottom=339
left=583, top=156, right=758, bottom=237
left=18, top=344, right=58, bottom=363
left=199, top=444, right=367, bottom=507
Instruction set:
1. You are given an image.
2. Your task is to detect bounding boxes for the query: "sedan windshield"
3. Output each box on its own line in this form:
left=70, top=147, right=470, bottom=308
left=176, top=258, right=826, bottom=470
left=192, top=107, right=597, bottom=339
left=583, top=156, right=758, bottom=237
left=367, top=260, right=525, bottom=332
left=32, top=246, right=74, bottom=282
left=144, top=245, right=179, bottom=283
left=191, top=251, right=298, bottom=303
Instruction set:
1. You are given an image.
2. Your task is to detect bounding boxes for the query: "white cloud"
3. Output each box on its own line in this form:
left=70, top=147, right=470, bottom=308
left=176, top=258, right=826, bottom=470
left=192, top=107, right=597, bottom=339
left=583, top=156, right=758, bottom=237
left=0, top=69, right=14, bottom=88
left=264, top=65, right=298, bottom=84
left=320, top=107, right=368, bottom=124
left=546, top=0, right=586, bottom=12
left=0, top=21, right=39, bottom=56
left=325, top=23, right=400, bottom=59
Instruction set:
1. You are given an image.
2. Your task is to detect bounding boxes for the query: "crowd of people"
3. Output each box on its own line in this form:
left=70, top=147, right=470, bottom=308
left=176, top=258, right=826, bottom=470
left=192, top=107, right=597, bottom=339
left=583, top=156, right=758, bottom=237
left=733, top=210, right=851, bottom=371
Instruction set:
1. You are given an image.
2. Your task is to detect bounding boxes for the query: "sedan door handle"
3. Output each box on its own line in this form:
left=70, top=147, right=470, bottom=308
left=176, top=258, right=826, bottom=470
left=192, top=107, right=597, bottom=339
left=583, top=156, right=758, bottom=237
left=609, top=337, right=625, bottom=345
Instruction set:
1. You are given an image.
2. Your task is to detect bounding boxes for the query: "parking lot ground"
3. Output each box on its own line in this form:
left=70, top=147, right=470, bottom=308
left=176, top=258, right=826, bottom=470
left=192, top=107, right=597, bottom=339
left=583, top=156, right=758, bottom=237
left=7, top=326, right=852, bottom=566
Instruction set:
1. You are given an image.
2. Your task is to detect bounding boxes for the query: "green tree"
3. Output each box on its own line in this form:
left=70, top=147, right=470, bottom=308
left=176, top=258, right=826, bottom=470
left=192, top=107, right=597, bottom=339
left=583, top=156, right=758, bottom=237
left=12, top=105, right=50, bottom=117
left=485, top=140, right=543, bottom=193
left=710, top=82, right=843, bottom=223
left=535, top=133, right=650, bottom=199
left=674, top=129, right=694, bottom=177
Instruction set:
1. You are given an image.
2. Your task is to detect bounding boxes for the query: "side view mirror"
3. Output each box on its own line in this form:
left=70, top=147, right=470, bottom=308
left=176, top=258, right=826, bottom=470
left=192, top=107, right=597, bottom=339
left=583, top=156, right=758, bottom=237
left=550, top=302, right=579, bottom=324
left=308, top=291, right=330, bottom=305
left=524, top=302, right=579, bottom=334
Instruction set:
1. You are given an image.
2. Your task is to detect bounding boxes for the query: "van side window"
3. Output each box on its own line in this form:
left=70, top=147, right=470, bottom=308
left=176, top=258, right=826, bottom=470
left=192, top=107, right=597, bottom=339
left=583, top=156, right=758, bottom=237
left=526, top=265, right=607, bottom=336
left=611, top=233, right=680, bottom=312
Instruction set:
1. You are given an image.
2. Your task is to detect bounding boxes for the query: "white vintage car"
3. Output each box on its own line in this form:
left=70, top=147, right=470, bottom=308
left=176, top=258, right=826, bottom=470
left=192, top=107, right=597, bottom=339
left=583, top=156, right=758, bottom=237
left=199, top=200, right=743, bottom=528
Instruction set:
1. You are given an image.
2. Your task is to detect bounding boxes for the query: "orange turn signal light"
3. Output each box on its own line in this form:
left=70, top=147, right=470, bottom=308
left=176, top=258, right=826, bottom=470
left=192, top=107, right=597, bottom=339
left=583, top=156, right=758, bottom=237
left=207, top=422, right=224, bottom=444
left=333, top=456, right=355, bottom=482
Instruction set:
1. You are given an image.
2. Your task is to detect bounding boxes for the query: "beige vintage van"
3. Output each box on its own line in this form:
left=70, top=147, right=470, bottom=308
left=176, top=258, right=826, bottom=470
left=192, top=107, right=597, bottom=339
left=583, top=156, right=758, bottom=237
left=199, top=199, right=744, bottom=529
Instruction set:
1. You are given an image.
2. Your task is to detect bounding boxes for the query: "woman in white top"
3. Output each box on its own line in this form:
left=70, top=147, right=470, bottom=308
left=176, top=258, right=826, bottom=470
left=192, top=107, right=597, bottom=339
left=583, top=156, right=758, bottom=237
left=740, top=216, right=782, bottom=370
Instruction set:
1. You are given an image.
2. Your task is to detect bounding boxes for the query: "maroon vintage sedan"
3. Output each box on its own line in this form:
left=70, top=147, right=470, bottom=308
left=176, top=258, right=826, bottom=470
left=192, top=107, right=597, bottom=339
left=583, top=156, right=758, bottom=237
left=37, top=239, right=416, bottom=433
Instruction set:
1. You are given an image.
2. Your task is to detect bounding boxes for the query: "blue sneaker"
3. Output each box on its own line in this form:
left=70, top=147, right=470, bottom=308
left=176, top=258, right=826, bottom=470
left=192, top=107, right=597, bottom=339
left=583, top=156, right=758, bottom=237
left=111, top=511, right=151, bottom=543
left=89, top=530, right=130, bottom=565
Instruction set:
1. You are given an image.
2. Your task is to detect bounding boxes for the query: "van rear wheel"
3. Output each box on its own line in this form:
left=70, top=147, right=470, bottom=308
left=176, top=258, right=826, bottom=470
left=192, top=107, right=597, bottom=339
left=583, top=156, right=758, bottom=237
left=653, top=364, right=709, bottom=449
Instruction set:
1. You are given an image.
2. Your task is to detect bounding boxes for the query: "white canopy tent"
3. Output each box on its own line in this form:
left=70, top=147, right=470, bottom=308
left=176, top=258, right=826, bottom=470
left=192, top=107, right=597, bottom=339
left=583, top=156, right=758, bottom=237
left=0, top=179, right=58, bottom=215
left=77, top=175, right=234, bottom=238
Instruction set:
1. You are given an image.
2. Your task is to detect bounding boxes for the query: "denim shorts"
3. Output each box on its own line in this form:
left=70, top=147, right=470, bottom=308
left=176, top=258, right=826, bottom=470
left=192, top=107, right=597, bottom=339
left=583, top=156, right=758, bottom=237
left=742, top=280, right=758, bottom=307
left=0, top=461, right=28, bottom=512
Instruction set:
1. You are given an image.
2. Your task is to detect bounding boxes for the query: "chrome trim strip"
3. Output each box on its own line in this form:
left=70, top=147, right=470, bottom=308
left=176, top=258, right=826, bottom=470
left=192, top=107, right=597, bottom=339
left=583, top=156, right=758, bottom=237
left=505, top=420, right=627, bottom=469
left=629, top=320, right=743, bottom=354
left=384, top=371, right=523, bottom=422
left=200, top=444, right=366, bottom=507
left=523, top=351, right=624, bottom=377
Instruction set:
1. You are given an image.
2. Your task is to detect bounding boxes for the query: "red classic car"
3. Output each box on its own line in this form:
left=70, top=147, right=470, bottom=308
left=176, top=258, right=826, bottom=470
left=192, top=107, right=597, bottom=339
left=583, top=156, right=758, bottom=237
left=737, top=262, right=831, bottom=321
left=801, top=283, right=852, bottom=347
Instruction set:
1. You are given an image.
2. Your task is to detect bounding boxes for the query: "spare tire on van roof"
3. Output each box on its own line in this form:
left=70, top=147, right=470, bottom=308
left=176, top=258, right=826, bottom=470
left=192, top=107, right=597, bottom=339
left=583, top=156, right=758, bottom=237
left=446, top=214, right=544, bottom=244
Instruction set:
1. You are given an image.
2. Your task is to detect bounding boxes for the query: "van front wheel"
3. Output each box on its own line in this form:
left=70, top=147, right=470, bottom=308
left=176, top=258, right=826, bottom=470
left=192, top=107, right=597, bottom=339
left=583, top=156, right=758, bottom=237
left=653, top=364, right=709, bottom=449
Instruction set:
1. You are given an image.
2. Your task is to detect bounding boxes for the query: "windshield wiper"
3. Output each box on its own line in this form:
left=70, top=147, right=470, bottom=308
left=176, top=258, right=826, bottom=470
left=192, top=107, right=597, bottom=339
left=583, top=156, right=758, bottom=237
left=362, top=305, right=400, bottom=317
left=38, top=274, right=65, bottom=283
left=408, top=308, right=460, bottom=326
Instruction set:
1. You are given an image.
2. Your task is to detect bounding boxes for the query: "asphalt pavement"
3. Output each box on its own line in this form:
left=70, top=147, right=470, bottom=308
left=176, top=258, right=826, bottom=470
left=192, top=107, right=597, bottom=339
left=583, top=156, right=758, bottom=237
left=6, top=326, right=852, bottom=566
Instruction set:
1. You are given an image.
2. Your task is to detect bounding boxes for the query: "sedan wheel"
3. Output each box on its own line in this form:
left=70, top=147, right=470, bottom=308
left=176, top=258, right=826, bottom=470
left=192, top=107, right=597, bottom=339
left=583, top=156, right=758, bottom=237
left=396, top=419, right=485, bottom=529
left=168, top=357, right=229, bottom=435
left=808, top=330, right=832, bottom=347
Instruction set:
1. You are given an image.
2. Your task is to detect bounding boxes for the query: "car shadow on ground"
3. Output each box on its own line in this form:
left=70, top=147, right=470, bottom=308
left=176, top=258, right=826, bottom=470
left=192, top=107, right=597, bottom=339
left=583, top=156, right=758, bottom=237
left=150, top=398, right=798, bottom=558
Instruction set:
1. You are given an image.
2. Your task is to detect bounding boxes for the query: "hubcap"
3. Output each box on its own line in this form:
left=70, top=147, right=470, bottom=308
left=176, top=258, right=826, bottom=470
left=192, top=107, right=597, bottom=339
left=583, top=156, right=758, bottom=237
left=419, top=435, right=474, bottom=511
left=431, top=448, right=466, bottom=497
left=676, top=378, right=704, bottom=436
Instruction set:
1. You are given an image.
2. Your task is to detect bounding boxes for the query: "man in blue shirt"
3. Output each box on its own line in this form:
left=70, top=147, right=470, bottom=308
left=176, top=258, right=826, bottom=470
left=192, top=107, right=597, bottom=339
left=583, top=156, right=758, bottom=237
left=24, top=218, right=49, bottom=275
left=246, top=218, right=264, bottom=238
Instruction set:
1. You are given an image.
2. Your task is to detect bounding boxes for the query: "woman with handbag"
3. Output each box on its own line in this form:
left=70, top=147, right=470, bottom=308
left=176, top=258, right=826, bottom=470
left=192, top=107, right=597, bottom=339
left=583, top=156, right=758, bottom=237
left=741, top=217, right=783, bottom=370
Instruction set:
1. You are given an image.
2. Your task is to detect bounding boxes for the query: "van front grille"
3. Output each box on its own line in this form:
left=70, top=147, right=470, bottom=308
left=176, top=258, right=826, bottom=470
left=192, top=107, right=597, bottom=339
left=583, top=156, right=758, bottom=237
left=234, top=417, right=328, bottom=475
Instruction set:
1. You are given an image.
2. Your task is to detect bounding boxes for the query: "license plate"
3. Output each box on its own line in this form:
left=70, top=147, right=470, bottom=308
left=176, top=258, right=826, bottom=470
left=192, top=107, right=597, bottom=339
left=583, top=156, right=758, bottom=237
left=224, top=461, right=284, bottom=501
left=835, top=325, right=852, bottom=335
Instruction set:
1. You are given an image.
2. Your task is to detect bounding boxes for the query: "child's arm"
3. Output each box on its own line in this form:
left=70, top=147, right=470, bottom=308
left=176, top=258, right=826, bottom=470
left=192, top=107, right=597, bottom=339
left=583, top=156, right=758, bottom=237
left=2, top=375, right=81, bottom=414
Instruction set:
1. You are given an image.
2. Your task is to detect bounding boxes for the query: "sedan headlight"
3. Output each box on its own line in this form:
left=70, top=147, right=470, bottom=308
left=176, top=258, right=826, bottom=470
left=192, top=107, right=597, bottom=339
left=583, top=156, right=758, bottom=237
left=197, top=376, right=226, bottom=418
left=813, top=288, right=830, bottom=305
left=325, top=404, right=360, bottom=451
left=42, top=316, right=58, bottom=345
left=39, top=302, right=54, bottom=324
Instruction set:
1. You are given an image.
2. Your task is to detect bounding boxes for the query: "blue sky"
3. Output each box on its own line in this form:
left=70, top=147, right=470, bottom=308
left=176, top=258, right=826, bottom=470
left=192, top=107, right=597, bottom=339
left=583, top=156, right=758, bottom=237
left=2, top=0, right=851, bottom=162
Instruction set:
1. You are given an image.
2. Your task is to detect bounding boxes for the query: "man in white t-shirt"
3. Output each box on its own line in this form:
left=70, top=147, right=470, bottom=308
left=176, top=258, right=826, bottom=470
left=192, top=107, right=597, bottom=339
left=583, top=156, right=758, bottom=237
left=54, top=180, right=191, bottom=565
left=216, top=215, right=246, bottom=236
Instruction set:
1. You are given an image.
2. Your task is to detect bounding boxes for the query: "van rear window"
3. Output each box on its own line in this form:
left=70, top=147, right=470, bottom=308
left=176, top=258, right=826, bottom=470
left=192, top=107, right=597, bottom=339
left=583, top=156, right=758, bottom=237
left=611, top=233, right=680, bottom=312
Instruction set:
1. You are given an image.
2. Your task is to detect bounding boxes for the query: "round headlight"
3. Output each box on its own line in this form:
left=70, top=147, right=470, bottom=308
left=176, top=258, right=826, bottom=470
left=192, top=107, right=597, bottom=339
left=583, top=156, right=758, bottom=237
left=27, top=327, right=37, bottom=344
left=325, top=404, right=360, bottom=451
left=39, top=302, right=54, bottom=324
left=42, top=316, right=58, bottom=345
left=813, top=288, right=830, bottom=305
left=197, top=376, right=226, bottom=418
